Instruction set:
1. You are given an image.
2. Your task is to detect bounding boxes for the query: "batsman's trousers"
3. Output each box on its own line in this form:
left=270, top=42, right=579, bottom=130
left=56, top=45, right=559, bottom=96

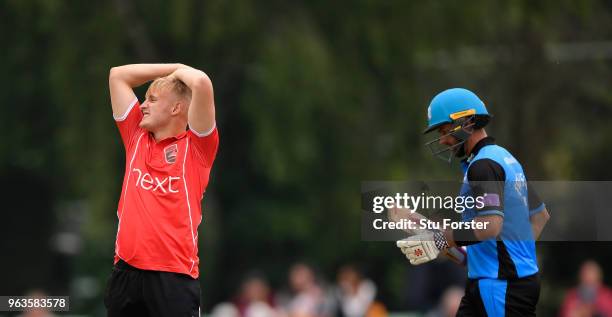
left=457, top=273, right=540, bottom=316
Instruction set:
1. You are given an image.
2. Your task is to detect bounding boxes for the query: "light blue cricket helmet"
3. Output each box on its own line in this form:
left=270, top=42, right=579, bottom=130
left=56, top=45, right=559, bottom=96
left=424, top=88, right=490, bottom=133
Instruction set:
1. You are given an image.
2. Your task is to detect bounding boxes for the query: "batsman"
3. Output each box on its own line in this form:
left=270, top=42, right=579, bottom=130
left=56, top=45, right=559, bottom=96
left=395, top=88, right=550, bottom=316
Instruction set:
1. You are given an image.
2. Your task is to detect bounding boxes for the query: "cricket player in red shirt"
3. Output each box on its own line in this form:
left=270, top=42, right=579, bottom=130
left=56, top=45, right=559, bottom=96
left=104, top=63, right=219, bottom=317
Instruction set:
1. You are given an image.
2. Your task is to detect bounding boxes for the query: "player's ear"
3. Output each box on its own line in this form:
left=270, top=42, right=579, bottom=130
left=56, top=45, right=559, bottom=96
left=171, top=101, right=183, bottom=115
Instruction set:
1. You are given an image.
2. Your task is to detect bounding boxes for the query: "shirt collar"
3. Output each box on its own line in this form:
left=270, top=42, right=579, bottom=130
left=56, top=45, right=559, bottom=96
left=172, top=131, right=188, bottom=140
left=150, top=131, right=188, bottom=144
left=463, top=136, right=495, bottom=164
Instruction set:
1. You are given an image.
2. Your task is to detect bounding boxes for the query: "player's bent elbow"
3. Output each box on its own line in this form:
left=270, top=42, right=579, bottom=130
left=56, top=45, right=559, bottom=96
left=542, top=208, right=551, bottom=222
left=531, top=208, right=550, bottom=224
left=191, top=71, right=213, bottom=90
left=109, top=66, right=123, bottom=82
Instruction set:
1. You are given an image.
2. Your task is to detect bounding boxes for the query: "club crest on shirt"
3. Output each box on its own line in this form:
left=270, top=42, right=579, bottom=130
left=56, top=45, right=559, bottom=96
left=164, top=144, right=178, bottom=164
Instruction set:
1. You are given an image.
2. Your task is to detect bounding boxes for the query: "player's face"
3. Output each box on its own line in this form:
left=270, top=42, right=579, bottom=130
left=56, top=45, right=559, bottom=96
left=139, top=88, right=175, bottom=131
left=426, top=123, right=465, bottom=162
left=437, top=124, right=460, bottom=152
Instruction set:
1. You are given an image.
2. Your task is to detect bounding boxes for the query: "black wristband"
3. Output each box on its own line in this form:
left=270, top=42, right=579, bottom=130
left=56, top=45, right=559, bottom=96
left=454, top=228, right=480, bottom=246
left=433, top=230, right=449, bottom=250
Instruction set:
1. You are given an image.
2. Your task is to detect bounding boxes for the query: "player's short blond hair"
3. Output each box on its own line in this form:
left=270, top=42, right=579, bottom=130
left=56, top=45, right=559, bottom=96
left=146, top=76, right=192, bottom=102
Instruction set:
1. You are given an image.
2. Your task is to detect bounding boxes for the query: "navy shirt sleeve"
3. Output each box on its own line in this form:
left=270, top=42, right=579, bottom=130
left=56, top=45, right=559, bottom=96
left=527, top=182, right=546, bottom=216
left=467, top=159, right=505, bottom=217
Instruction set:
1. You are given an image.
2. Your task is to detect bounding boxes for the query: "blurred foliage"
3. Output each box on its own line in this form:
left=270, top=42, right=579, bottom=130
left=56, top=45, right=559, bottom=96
left=2, top=0, right=612, bottom=315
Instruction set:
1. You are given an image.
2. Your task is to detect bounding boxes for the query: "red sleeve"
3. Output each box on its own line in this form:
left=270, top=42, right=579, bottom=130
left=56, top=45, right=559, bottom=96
left=114, top=98, right=144, bottom=150
left=188, top=126, right=219, bottom=168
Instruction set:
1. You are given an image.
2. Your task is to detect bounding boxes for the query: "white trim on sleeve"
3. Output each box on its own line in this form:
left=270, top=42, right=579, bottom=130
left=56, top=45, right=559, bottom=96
left=190, top=122, right=216, bottom=137
left=183, top=139, right=197, bottom=273
left=477, top=209, right=505, bottom=218
left=115, top=132, right=145, bottom=256
left=113, top=98, right=139, bottom=122
left=529, top=203, right=546, bottom=217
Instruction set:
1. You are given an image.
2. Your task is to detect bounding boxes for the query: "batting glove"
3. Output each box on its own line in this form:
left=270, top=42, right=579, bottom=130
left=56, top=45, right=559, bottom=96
left=396, top=230, right=449, bottom=265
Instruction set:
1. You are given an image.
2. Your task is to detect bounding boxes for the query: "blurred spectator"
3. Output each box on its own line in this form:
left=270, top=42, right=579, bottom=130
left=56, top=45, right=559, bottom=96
left=560, top=260, right=612, bottom=317
left=211, top=302, right=240, bottom=317
left=286, top=263, right=330, bottom=317
left=16, top=289, right=56, bottom=317
left=234, top=272, right=279, bottom=317
left=425, top=286, right=464, bottom=317
left=245, top=301, right=281, bottom=317
left=402, top=258, right=466, bottom=312
left=335, top=265, right=378, bottom=317
left=364, top=301, right=387, bottom=317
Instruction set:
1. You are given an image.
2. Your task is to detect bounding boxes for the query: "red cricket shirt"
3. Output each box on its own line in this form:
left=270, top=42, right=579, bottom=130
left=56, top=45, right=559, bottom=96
left=113, top=98, right=218, bottom=279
